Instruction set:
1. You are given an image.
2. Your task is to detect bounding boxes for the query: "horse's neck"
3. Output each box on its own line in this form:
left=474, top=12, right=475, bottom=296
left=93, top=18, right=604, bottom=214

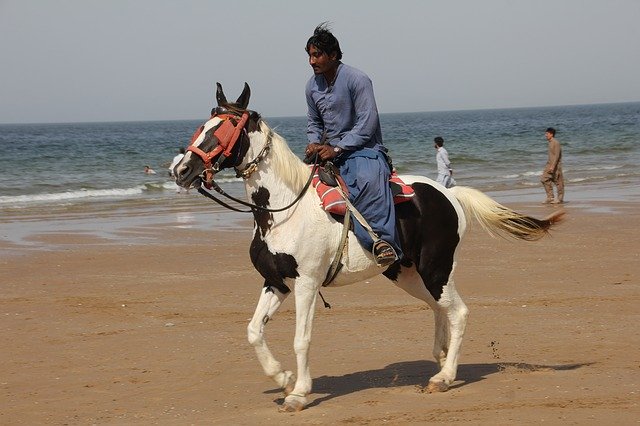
left=243, top=127, right=308, bottom=212
left=243, top=164, right=298, bottom=208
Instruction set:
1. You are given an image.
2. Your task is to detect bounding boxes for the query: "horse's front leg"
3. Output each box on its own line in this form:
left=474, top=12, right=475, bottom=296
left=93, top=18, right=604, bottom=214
left=279, top=279, right=319, bottom=412
left=247, top=286, right=295, bottom=393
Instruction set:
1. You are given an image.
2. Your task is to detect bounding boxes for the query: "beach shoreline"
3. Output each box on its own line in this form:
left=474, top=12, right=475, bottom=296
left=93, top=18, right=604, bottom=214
left=1, top=186, right=639, bottom=424
left=2, top=178, right=640, bottom=252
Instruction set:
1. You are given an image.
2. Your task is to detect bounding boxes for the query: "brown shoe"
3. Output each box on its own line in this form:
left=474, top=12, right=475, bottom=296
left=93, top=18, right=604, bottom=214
left=373, top=240, right=398, bottom=267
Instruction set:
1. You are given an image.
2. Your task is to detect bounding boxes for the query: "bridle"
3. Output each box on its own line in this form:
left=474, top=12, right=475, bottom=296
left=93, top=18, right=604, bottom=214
left=187, top=109, right=251, bottom=189
left=187, top=108, right=318, bottom=213
left=188, top=108, right=341, bottom=295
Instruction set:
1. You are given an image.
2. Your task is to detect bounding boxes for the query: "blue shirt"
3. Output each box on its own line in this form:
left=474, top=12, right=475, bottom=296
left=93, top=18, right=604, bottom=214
left=305, top=62, right=401, bottom=257
left=305, top=63, right=383, bottom=152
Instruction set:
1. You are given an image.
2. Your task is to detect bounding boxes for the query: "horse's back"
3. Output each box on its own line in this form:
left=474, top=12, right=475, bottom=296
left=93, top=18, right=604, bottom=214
left=398, top=175, right=466, bottom=238
left=386, top=175, right=464, bottom=298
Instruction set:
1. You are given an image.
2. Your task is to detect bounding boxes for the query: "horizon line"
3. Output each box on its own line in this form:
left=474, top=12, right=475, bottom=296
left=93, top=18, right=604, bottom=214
left=1, top=100, right=638, bottom=126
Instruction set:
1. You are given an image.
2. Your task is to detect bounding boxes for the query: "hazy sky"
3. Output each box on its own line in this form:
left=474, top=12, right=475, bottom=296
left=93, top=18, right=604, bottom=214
left=1, top=0, right=639, bottom=124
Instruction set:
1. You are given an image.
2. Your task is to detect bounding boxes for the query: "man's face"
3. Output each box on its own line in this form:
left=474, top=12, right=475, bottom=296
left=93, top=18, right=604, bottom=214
left=545, top=131, right=553, bottom=141
left=308, top=45, right=337, bottom=75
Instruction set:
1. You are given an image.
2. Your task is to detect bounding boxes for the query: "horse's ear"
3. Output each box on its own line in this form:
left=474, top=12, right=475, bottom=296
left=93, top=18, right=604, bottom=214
left=216, top=82, right=228, bottom=106
left=236, top=82, right=251, bottom=110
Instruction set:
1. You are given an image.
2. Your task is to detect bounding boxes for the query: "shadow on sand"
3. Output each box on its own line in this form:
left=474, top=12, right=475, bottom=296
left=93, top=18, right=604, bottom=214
left=265, top=360, right=592, bottom=408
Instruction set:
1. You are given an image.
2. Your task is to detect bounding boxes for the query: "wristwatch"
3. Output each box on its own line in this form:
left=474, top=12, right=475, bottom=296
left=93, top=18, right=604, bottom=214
left=333, top=146, right=342, bottom=155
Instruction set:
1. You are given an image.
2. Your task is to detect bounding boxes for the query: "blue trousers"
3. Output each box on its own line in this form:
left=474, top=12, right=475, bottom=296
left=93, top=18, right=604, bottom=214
left=336, top=148, right=403, bottom=258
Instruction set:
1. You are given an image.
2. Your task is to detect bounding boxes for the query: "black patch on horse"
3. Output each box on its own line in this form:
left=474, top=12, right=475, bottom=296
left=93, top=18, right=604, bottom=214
left=248, top=186, right=298, bottom=294
left=384, top=182, right=460, bottom=301
left=251, top=187, right=273, bottom=237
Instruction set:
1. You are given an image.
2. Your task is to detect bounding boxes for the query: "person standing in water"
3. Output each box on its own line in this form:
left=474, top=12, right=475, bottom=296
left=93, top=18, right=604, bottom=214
left=540, top=127, right=564, bottom=204
left=434, top=136, right=455, bottom=188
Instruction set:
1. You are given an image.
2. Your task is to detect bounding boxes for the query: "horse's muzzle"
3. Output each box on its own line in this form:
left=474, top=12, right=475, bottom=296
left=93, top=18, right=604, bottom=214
left=174, top=159, right=203, bottom=189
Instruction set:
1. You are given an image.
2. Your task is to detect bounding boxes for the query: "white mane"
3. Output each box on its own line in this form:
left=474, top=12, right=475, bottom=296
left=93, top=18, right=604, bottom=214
left=259, top=120, right=310, bottom=191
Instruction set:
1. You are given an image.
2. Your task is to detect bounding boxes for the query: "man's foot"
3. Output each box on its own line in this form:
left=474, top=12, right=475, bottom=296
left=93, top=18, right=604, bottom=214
left=373, top=240, right=398, bottom=267
left=542, top=199, right=553, bottom=204
left=551, top=199, right=563, bottom=204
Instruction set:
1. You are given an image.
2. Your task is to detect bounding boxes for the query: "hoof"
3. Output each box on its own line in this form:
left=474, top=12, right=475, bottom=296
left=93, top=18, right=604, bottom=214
left=278, top=397, right=305, bottom=412
left=425, top=380, right=449, bottom=393
left=282, top=371, right=296, bottom=396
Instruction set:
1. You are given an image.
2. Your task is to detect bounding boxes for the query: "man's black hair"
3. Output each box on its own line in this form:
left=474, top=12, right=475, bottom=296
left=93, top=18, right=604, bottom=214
left=305, top=22, right=343, bottom=60
left=434, top=136, right=444, bottom=147
left=546, top=127, right=556, bottom=136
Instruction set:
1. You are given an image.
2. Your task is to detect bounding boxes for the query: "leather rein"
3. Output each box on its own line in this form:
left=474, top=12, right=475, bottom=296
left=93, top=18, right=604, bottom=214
left=189, top=111, right=318, bottom=213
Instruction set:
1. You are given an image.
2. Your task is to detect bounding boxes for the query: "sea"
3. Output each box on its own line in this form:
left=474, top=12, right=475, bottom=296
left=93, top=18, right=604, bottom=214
left=1, top=102, right=639, bottom=247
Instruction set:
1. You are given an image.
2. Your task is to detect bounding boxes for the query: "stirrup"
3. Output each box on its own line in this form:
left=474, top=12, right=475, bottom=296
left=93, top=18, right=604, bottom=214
left=372, top=240, right=398, bottom=267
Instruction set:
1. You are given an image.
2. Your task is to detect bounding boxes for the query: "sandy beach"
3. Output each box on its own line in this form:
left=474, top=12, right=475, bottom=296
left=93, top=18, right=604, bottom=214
left=1, top=199, right=639, bottom=425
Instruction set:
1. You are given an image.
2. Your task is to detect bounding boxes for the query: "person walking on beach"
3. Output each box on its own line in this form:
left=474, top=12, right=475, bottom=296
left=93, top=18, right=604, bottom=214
left=303, top=23, right=401, bottom=267
left=434, top=136, right=456, bottom=188
left=540, top=127, right=564, bottom=204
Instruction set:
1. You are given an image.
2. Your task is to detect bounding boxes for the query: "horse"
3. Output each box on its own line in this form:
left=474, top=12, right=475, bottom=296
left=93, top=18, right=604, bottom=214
left=173, top=83, right=564, bottom=412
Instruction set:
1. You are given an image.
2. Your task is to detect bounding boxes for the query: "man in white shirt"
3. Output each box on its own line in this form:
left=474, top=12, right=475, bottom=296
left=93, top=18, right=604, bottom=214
left=434, top=136, right=455, bottom=188
left=169, top=148, right=186, bottom=193
left=169, top=148, right=185, bottom=178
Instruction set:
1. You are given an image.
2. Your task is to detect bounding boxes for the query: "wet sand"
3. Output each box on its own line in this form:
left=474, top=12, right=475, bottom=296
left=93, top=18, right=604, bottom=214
left=1, top=199, right=639, bottom=424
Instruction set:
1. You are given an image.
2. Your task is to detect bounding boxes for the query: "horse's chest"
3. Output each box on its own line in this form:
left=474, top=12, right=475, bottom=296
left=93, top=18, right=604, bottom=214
left=249, top=229, right=299, bottom=293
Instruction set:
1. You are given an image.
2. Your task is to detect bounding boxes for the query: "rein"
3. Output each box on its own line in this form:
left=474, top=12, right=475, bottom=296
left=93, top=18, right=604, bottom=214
left=195, top=124, right=320, bottom=213
left=198, top=163, right=317, bottom=213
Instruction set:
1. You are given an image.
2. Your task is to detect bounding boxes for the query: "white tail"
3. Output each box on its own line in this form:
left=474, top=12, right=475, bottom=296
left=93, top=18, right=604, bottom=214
left=450, top=186, right=564, bottom=241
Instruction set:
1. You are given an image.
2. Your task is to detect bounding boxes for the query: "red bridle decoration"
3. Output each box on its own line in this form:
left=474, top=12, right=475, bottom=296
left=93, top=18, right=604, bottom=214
left=187, top=112, right=249, bottom=188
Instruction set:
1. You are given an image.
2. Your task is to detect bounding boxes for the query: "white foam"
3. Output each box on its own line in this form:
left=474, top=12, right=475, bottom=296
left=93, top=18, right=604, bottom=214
left=0, top=186, right=146, bottom=205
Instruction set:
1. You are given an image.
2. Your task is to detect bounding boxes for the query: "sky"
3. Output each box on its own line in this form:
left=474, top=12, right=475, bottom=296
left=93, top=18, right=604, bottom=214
left=1, top=0, right=639, bottom=124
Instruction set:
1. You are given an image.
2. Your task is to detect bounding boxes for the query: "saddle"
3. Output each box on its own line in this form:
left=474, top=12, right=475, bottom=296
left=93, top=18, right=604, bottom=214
left=311, top=164, right=415, bottom=216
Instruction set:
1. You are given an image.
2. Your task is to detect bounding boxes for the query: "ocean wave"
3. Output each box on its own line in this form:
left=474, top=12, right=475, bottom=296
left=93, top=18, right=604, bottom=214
left=568, top=176, right=609, bottom=184
left=582, top=164, right=622, bottom=171
left=499, top=170, right=542, bottom=179
left=0, top=186, right=148, bottom=205
left=0, top=177, right=245, bottom=207
left=497, top=165, right=628, bottom=181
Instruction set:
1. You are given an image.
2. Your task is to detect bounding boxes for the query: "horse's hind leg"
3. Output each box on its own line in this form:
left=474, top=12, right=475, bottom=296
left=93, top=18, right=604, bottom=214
left=390, top=263, right=468, bottom=392
left=426, top=263, right=468, bottom=392
left=247, top=286, right=295, bottom=394
left=432, top=308, right=450, bottom=368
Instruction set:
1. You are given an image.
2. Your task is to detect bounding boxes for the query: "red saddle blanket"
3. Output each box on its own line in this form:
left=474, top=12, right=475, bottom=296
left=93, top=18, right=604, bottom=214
left=311, top=166, right=415, bottom=216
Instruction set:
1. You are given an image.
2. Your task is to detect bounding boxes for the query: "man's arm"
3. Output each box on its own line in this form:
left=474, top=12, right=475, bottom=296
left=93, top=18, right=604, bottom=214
left=441, top=150, right=452, bottom=174
left=306, top=84, right=324, bottom=144
left=337, top=74, right=380, bottom=151
left=547, top=139, right=561, bottom=172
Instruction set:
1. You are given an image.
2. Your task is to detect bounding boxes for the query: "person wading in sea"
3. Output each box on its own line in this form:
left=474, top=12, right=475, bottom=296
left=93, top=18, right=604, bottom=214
left=540, top=127, right=564, bottom=204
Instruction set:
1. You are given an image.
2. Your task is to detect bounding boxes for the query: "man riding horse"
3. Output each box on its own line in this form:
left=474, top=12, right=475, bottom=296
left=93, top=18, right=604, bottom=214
left=304, top=23, right=401, bottom=267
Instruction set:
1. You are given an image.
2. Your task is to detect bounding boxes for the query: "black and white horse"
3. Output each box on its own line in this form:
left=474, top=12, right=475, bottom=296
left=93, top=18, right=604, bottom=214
left=174, top=83, right=564, bottom=412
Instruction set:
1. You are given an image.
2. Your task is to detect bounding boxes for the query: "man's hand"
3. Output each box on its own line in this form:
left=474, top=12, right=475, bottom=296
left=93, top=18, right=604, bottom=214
left=305, top=143, right=340, bottom=161
left=305, top=143, right=321, bottom=158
